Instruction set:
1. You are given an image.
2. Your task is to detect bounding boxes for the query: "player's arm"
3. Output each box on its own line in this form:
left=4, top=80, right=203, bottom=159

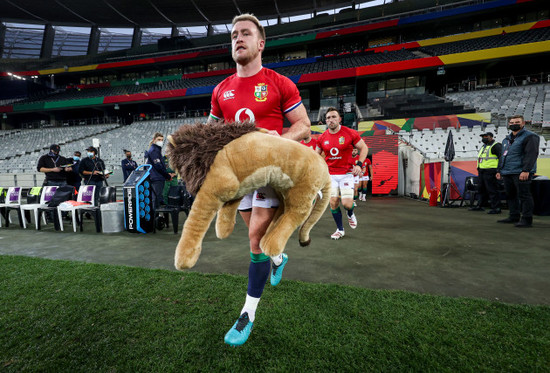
left=207, top=86, right=224, bottom=125
left=282, top=103, right=310, bottom=141
left=355, top=139, right=369, bottom=164
left=351, top=140, right=368, bottom=176
left=207, top=115, right=223, bottom=125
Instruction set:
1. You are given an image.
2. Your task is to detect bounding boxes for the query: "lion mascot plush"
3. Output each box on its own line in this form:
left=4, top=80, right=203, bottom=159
left=166, top=122, right=331, bottom=270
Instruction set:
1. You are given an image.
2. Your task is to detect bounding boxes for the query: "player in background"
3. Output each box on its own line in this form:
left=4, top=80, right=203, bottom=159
left=359, top=157, right=373, bottom=201
left=316, top=108, right=368, bottom=240
left=350, top=148, right=361, bottom=206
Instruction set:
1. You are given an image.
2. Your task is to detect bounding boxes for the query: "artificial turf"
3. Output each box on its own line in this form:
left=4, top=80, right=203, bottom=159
left=1, top=255, right=548, bottom=372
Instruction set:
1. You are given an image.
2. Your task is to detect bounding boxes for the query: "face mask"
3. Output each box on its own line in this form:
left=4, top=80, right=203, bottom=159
left=87, top=152, right=94, bottom=158
left=127, top=155, right=132, bottom=159
left=73, top=156, right=80, bottom=161
left=481, top=138, right=489, bottom=144
left=155, top=141, right=164, bottom=147
left=509, top=124, right=521, bottom=132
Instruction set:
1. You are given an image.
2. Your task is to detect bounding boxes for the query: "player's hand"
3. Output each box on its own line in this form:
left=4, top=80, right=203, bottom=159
left=265, top=130, right=280, bottom=136
left=65, top=167, right=72, bottom=172
left=352, top=165, right=362, bottom=176
left=496, top=172, right=501, bottom=180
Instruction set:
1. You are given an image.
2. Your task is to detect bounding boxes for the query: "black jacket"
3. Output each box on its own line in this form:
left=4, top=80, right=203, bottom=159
left=80, top=156, right=107, bottom=182
left=37, top=153, right=71, bottom=182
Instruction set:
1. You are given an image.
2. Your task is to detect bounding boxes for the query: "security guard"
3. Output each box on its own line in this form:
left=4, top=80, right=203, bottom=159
left=470, top=132, right=502, bottom=214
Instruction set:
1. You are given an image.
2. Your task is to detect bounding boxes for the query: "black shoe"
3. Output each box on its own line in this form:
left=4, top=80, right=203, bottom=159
left=497, top=216, right=520, bottom=224
left=515, top=217, right=533, bottom=228
left=468, top=206, right=484, bottom=211
left=487, top=208, right=501, bottom=215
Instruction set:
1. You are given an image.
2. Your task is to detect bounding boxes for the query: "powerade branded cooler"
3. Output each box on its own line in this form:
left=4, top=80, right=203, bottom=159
left=123, top=164, right=154, bottom=233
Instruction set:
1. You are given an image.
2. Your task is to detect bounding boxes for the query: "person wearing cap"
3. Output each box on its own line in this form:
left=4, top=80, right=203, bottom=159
left=470, top=132, right=502, bottom=214
left=37, top=144, right=72, bottom=187
left=496, top=115, right=540, bottom=228
left=80, top=146, right=108, bottom=204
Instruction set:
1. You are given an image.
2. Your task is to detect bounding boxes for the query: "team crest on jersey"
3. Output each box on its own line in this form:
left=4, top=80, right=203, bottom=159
left=339, top=136, right=345, bottom=145
left=254, top=83, right=268, bottom=102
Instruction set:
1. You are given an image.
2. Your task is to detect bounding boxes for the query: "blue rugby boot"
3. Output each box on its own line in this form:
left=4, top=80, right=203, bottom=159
left=224, top=312, right=253, bottom=346
left=270, top=253, right=288, bottom=286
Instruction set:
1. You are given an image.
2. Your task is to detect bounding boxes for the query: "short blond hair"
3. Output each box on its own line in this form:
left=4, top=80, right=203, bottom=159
left=232, top=13, right=266, bottom=41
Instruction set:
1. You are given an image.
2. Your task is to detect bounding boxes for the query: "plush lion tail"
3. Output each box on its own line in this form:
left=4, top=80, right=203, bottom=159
left=298, top=172, right=331, bottom=246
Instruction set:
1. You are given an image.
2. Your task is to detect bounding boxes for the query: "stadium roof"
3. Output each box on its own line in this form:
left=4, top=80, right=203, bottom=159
left=0, top=0, right=370, bottom=28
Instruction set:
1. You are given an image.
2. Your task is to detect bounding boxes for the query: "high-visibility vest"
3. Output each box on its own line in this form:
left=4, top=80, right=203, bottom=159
left=477, top=142, right=498, bottom=169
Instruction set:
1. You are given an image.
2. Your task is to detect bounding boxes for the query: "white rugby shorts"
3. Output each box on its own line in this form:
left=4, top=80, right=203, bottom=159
left=330, top=174, right=355, bottom=199
left=238, top=186, right=280, bottom=210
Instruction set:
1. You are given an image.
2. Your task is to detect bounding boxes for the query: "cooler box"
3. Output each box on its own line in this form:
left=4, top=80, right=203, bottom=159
left=101, top=202, right=124, bottom=233
left=123, top=164, right=154, bottom=233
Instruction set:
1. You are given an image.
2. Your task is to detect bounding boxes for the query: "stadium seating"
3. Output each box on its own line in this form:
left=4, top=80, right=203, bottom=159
left=400, top=124, right=548, bottom=160
left=0, top=124, right=119, bottom=173
left=370, top=93, right=474, bottom=119
left=420, top=28, right=550, bottom=57
left=446, top=83, right=550, bottom=124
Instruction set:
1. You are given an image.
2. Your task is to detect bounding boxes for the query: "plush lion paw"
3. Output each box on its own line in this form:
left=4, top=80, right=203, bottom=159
left=174, top=246, right=201, bottom=270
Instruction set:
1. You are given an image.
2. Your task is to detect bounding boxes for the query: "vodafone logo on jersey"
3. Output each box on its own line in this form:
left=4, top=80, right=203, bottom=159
left=223, top=90, right=235, bottom=101
left=235, top=108, right=255, bottom=123
left=329, top=147, right=342, bottom=160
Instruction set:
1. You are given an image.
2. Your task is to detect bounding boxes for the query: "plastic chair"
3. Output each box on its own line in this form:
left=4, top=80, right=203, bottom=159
left=0, top=187, right=23, bottom=228
left=154, top=185, right=192, bottom=234
left=57, top=185, right=96, bottom=232
left=78, top=186, right=117, bottom=233
left=20, top=186, right=59, bottom=229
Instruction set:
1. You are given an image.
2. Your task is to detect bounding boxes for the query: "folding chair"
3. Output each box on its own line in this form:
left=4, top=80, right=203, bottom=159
left=78, top=186, right=117, bottom=233
left=20, top=186, right=59, bottom=229
left=0, top=187, right=23, bottom=228
left=57, top=185, right=96, bottom=232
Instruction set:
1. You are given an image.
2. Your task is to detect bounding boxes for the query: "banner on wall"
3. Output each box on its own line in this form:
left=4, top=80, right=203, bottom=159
left=358, top=112, right=491, bottom=135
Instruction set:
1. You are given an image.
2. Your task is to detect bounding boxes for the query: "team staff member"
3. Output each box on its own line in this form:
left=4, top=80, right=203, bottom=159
left=80, top=146, right=108, bottom=204
left=496, top=115, right=539, bottom=227
left=316, top=108, right=368, bottom=240
left=470, top=132, right=502, bottom=214
left=208, top=13, right=310, bottom=346
left=66, top=151, right=82, bottom=190
left=121, top=150, right=138, bottom=182
left=146, top=133, right=174, bottom=210
left=37, top=144, right=72, bottom=187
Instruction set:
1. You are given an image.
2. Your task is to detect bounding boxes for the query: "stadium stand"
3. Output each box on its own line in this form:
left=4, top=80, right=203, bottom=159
left=0, top=124, right=119, bottom=172
left=419, top=27, right=550, bottom=56
left=446, top=83, right=550, bottom=124
left=370, top=93, right=475, bottom=119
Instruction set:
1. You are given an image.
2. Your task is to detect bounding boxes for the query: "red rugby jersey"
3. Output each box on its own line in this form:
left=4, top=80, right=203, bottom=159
left=300, top=137, right=318, bottom=150
left=317, top=126, right=362, bottom=175
left=210, top=67, right=302, bottom=134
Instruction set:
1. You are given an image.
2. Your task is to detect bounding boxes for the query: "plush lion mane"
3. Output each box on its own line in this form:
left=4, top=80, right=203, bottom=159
left=167, top=121, right=259, bottom=195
